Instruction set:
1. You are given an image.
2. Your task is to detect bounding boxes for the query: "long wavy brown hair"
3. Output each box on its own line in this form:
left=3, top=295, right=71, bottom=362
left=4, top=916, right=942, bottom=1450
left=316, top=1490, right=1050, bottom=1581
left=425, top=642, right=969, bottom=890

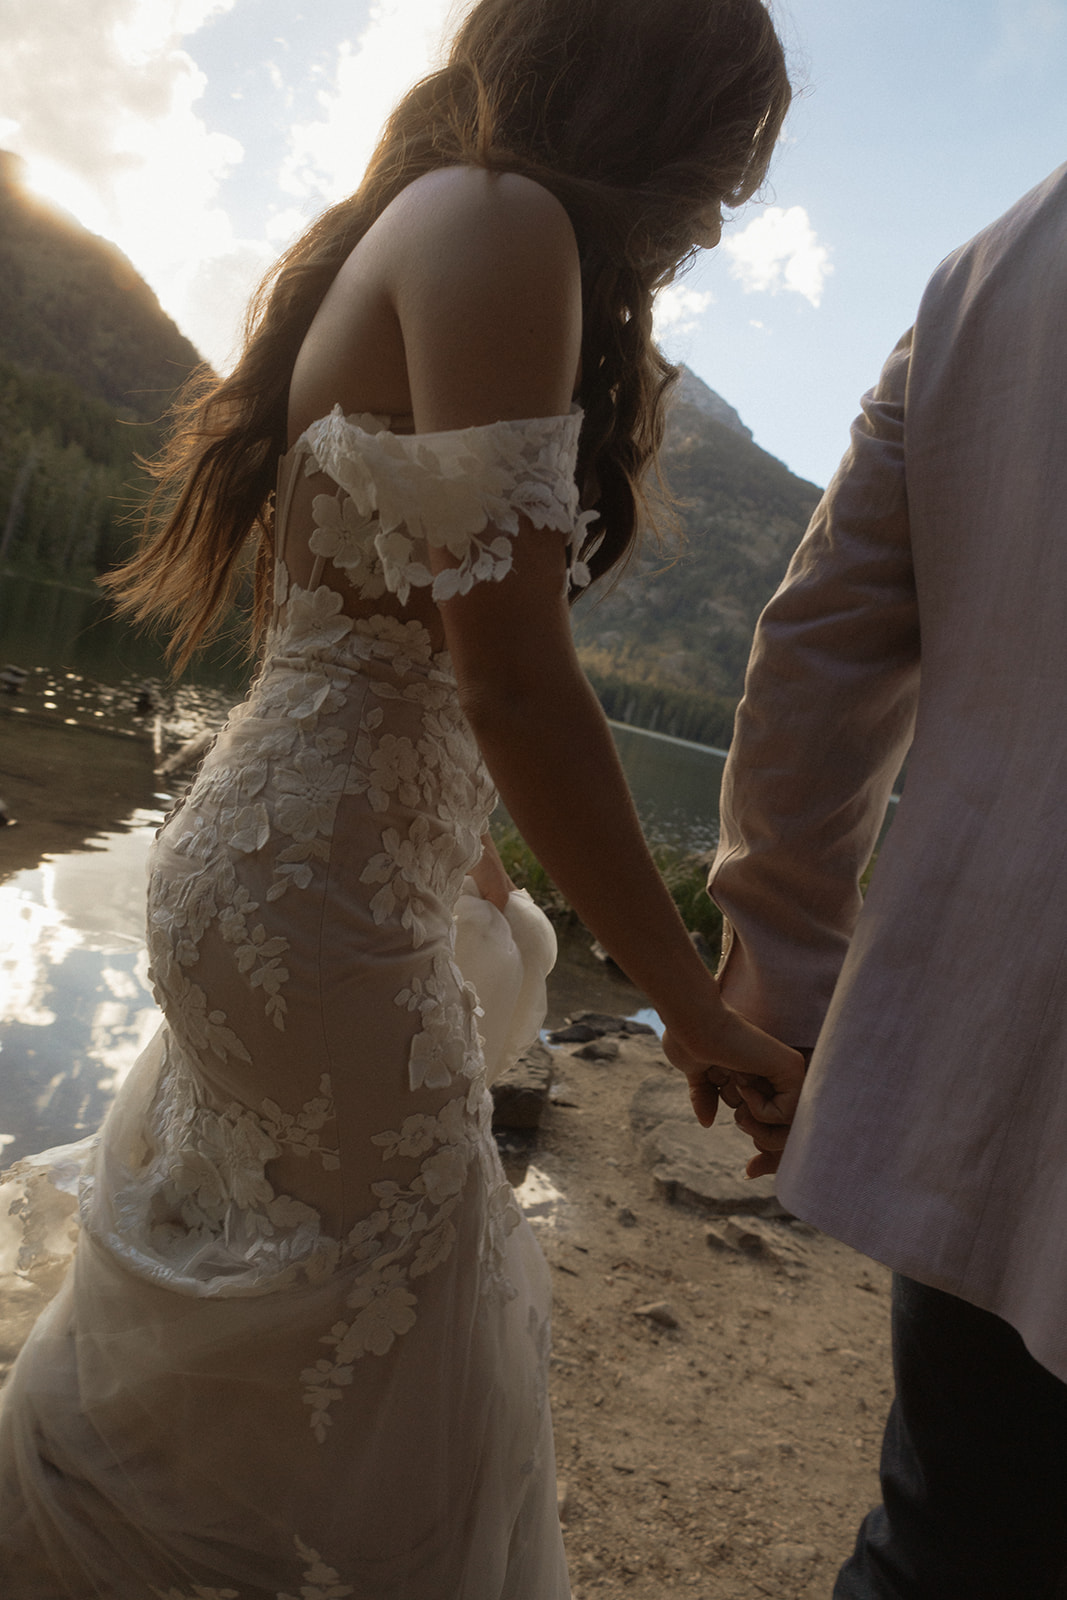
left=105, top=0, right=791, bottom=668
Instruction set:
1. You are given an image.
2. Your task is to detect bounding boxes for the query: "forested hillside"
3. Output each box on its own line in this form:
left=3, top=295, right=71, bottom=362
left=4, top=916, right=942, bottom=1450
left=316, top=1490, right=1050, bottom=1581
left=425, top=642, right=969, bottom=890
left=575, top=370, right=823, bottom=744
left=0, top=151, right=202, bottom=576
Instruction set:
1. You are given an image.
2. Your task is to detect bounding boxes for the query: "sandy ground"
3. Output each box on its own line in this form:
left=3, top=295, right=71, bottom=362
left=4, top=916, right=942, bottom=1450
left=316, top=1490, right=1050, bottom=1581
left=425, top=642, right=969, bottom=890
left=532, top=948, right=894, bottom=1600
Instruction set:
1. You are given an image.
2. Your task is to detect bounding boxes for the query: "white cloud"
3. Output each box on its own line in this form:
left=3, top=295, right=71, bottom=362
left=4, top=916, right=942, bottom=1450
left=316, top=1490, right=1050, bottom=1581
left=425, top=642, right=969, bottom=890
left=281, top=0, right=460, bottom=207
left=722, top=206, right=832, bottom=308
left=653, top=285, right=714, bottom=341
left=0, top=0, right=238, bottom=194
left=178, top=242, right=278, bottom=372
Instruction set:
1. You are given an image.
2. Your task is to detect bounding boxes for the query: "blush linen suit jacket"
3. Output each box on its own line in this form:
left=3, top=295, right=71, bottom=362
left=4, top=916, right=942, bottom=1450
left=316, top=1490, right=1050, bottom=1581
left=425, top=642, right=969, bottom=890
left=710, top=162, right=1067, bottom=1381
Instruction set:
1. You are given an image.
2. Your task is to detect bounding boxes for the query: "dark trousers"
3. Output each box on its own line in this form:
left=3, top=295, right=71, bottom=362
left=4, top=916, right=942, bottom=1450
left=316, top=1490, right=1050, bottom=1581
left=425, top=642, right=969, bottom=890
left=834, top=1274, right=1067, bottom=1600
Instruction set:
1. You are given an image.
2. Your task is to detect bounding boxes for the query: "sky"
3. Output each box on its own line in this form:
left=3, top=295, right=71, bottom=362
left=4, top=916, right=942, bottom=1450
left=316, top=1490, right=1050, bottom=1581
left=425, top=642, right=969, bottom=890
left=1, top=0, right=1065, bottom=490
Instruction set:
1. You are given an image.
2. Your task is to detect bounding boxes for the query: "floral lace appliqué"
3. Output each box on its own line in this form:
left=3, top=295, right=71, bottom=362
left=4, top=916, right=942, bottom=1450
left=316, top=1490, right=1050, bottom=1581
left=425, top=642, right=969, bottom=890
left=300, top=1075, right=518, bottom=1443
left=302, top=407, right=598, bottom=603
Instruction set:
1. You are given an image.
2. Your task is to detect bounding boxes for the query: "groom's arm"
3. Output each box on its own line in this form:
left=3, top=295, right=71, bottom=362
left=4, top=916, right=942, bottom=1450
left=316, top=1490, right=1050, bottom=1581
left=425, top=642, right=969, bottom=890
left=710, top=330, right=921, bottom=1045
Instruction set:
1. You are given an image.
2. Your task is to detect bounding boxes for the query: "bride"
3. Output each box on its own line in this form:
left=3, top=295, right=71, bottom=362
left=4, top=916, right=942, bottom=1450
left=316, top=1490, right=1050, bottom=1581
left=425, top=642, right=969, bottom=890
left=0, top=0, right=801, bottom=1594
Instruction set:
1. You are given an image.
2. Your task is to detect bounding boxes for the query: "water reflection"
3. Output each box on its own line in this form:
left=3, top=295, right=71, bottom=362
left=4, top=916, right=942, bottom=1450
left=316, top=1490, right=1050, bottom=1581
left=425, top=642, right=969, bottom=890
left=515, top=1165, right=570, bottom=1228
left=607, top=722, right=725, bottom=852
left=0, top=818, right=162, bottom=1164
left=0, top=573, right=251, bottom=695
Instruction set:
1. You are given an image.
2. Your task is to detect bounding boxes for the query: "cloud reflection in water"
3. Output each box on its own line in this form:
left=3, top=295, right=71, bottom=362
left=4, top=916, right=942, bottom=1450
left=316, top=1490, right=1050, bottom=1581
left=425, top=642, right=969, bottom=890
left=0, top=814, right=162, bottom=1165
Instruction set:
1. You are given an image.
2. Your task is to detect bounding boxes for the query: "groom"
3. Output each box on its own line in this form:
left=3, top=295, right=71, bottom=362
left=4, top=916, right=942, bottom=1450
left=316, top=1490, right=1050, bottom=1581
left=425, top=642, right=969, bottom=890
left=704, top=163, right=1067, bottom=1598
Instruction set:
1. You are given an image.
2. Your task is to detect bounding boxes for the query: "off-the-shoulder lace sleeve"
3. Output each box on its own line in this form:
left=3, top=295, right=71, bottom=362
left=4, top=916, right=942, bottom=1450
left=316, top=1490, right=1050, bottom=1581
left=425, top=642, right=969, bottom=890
left=300, top=406, right=599, bottom=605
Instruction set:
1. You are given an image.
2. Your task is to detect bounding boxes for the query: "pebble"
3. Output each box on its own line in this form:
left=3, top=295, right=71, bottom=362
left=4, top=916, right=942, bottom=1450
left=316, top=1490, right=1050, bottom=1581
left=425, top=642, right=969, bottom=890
left=0, top=665, right=27, bottom=694
left=705, top=1215, right=807, bottom=1268
left=633, top=1300, right=680, bottom=1329
left=767, top=1542, right=818, bottom=1571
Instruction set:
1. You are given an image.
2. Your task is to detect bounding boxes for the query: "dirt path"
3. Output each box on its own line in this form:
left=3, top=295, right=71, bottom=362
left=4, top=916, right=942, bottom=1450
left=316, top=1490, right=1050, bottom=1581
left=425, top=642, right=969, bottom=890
left=523, top=1011, right=893, bottom=1600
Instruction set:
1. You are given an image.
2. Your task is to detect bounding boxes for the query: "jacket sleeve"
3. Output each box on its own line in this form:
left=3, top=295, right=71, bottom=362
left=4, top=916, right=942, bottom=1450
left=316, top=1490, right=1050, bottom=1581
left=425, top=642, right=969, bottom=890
left=709, top=330, right=921, bottom=1044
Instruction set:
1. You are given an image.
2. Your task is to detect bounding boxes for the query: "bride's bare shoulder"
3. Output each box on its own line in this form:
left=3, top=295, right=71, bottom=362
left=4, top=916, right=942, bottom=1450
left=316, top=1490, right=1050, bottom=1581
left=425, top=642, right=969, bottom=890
left=385, top=165, right=578, bottom=263
left=380, top=167, right=582, bottom=429
left=372, top=169, right=581, bottom=333
left=290, top=168, right=580, bottom=435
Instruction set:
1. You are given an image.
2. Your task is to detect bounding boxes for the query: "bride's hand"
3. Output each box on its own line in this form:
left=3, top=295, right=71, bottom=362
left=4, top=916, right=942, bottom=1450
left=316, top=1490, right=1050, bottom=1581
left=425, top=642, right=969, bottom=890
left=469, top=833, right=514, bottom=911
left=661, top=1006, right=805, bottom=1160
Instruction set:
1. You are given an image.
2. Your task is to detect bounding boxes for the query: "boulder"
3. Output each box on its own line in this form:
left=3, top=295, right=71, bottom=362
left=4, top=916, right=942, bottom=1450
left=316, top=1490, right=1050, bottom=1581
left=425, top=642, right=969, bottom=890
left=548, top=1011, right=656, bottom=1044
left=629, top=1074, right=788, bottom=1219
left=490, top=1040, right=554, bottom=1131
left=576, top=1037, right=620, bottom=1063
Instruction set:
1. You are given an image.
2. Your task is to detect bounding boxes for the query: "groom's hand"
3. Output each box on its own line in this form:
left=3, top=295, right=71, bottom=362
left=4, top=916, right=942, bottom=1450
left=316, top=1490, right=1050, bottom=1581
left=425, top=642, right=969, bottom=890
left=733, top=1097, right=791, bottom=1177
left=734, top=1048, right=813, bottom=1176
left=661, top=1018, right=805, bottom=1137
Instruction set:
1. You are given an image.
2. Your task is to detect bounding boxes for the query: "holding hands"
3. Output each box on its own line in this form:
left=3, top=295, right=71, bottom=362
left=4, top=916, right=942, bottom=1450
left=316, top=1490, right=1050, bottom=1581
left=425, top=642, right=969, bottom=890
left=662, top=1005, right=806, bottom=1179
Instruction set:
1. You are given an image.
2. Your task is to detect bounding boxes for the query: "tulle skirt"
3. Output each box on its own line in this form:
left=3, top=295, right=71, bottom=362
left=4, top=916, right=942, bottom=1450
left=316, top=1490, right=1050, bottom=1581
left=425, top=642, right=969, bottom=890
left=0, top=889, right=568, bottom=1599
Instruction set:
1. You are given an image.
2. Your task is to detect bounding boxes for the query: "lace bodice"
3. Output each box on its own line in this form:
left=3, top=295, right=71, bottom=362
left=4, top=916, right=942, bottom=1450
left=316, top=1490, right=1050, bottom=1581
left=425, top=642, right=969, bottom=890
left=280, top=404, right=597, bottom=608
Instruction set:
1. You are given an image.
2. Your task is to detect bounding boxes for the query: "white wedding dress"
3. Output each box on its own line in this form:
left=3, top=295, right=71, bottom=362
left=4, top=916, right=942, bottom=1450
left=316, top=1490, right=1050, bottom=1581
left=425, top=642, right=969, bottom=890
left=0, top=407, right=588, bottom=1598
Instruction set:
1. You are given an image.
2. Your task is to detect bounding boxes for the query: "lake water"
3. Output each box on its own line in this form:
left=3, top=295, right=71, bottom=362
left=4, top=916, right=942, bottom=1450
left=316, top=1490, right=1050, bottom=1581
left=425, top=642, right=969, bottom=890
left=0, top=574, right=731, bottom=1161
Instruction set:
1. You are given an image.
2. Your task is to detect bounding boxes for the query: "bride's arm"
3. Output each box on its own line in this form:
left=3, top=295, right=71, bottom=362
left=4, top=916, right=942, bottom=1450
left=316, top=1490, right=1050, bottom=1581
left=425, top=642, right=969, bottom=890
left=470, top=833, right=512, bottom=912
left=389, top=168, right=804, bottom=1128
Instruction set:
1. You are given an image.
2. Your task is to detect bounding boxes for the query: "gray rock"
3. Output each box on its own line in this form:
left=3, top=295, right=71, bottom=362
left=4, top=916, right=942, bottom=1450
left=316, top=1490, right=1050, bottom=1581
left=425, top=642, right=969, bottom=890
left=630, top=1074, right=787, bottom=1218
left=633, top=1301, right=680, bottom=1329
left=548, top=1022, right=600, bottom=1043
left=623, top=1018, right=657, bottom=1036
left=490, top=1041, right=553, bottom=1130
left=572, top=1011, right=629, bottom=1034
left=630, top=1074, right=696, bottom=1139
left=576, top=1037, right=620, bottom=1063
left=644, top=1120, right=786, bottom=1217
left=550, top=1012, right=638, bottom=1042
left=706, top=1215, right=807, bottom=1266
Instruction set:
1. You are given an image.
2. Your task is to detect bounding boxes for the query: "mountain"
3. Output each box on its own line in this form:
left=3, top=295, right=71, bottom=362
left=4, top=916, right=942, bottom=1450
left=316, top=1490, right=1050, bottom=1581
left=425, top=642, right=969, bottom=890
left=0, top=152, right=202, bottom=417
left=0, top=151, right=203, bottom=576
left=670, top=365, right=752, bottom=440
left=575, top=368, right=823, bottom=746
